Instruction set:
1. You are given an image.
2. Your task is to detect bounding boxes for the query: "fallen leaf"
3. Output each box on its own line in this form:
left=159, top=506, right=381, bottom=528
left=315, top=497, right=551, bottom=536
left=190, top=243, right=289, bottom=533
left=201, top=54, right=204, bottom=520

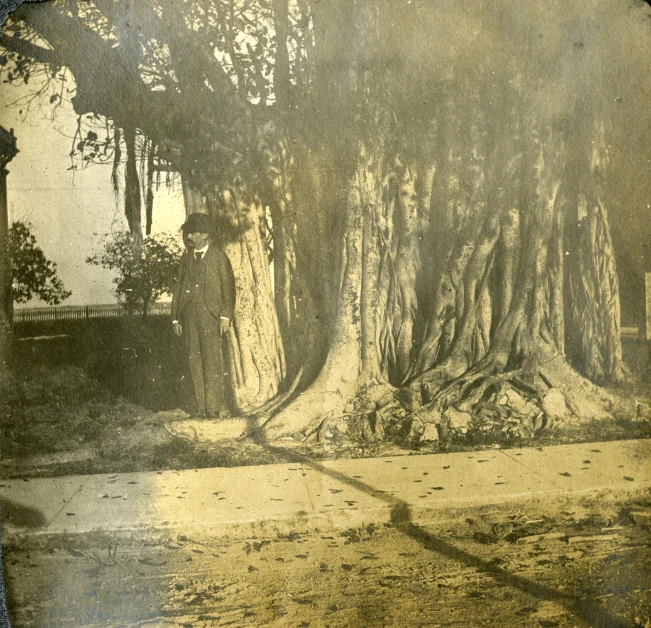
left=138, top=558, right=167, bottom=566
left=567, top=534, right=619, bottom=544
left=517, top=532, right=567, bottom=544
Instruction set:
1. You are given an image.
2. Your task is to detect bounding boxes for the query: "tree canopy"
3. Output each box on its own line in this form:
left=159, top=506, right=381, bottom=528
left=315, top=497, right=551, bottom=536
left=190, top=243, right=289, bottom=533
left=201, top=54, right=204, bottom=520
left=3, top=0, right=650, bottom=441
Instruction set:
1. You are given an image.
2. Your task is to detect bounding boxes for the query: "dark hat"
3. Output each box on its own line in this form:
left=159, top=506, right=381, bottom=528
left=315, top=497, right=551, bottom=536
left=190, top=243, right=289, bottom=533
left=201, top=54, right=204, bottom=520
left=182, top=212, right=212, bottom=233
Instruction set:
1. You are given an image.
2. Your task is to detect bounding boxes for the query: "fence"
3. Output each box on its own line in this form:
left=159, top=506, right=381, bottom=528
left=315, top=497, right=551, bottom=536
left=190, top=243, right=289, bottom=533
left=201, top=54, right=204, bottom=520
left=13, top=302, right=172, bottom=324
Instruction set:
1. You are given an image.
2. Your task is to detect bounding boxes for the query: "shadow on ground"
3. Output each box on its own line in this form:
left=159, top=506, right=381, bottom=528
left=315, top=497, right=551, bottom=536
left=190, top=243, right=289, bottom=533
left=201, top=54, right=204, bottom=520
left=247, top=415, right=629, bottom=628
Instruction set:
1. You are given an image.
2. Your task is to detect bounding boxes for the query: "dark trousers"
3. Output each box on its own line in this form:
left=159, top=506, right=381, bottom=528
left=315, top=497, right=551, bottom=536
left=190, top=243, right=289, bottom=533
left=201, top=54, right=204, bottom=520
left=183, top=304, right=224, bottom=416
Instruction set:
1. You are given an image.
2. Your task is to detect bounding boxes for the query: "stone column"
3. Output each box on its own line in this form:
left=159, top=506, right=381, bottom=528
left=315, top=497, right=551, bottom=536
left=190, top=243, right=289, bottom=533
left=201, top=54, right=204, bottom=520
left=0, top=126, right=18, bottom=375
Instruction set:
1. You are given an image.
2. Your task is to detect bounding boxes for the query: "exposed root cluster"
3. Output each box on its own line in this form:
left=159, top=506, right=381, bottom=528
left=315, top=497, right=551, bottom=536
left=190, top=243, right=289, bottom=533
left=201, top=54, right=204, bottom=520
left=297, top=385, right=408, bottom=445
left=409, top=376, right=569, bottom=447
left=279, top=374, right=558, bottom=449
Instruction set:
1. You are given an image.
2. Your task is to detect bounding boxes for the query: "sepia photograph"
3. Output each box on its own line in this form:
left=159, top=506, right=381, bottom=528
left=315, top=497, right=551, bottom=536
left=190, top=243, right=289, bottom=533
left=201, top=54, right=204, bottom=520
left=0, top=0, right=651, bottom=625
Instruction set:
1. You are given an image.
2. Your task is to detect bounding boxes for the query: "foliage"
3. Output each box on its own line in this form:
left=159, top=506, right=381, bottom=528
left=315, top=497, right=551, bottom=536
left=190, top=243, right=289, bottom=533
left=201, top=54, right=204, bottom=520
left=86, top=231, right=182, bottom=314
left=9, top=220, right=71, bottom=305
left=0, top=0, right=304, bottom=174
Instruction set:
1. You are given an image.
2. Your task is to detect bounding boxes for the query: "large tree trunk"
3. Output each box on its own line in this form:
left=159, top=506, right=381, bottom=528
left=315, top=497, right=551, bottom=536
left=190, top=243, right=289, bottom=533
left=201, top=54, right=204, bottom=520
left=565, top=194, right=629, bottom=384
left=263, top=104, right=633, bottom=442
left=565, top=125, right=630, bottom=384
left=379, top=159, right=433, bottom=385
left=265, top=138, right=303, bottom=379
left=263, top=142, right=399, bottom=439
left=211, top=182, right=286, bottom=413
left=273, top=142, right=345, bottom=386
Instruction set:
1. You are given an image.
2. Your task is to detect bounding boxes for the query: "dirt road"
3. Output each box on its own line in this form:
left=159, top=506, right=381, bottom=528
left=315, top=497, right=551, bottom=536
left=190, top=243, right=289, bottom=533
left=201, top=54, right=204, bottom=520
left=4, top=491, right=651, bottom=627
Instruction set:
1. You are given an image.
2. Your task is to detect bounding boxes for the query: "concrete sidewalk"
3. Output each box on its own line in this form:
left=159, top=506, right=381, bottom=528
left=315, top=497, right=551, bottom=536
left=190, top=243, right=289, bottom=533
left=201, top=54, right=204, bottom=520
left=1, top=439, right=650, bottom=540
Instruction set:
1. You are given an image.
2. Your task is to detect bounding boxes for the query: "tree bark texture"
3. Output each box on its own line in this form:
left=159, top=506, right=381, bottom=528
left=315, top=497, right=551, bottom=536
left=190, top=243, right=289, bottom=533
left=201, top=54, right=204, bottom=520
left=213, top=183, right=286, bottom=413
left=565, top=125, right=630, bottom=384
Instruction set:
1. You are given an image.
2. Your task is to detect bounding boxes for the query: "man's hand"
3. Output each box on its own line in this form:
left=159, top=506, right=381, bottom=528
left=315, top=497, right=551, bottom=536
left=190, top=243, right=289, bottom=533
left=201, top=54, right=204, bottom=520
left=173, top=321, right=183, bottom=336
left=219, top=317, right=231, bottom=335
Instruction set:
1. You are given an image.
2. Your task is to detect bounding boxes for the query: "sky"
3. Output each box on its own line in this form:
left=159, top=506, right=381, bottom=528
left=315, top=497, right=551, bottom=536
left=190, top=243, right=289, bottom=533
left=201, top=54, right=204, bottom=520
left=0, top=82, right=186, bottom=307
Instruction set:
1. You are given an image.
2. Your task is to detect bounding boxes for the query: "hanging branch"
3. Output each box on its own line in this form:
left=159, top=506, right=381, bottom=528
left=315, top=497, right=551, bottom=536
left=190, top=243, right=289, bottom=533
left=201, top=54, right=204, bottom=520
left=111, top=126, right=122, bottom=199
left=123, top=126, right=143, bottom=258
left=146, top=143, right=155, bottom=235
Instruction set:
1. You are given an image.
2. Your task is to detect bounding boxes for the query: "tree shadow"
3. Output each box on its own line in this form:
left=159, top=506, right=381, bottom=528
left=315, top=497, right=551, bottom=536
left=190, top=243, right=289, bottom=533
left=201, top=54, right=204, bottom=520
left=1, top=498, right=47, bottom=529
left=1, top=498, right=48, bottom=625
left=246, top=418, right=628, bottom=627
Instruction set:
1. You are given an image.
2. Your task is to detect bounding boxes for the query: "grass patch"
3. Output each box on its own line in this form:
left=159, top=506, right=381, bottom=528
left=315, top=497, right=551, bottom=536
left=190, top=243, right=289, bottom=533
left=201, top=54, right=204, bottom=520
left=1, top=365, right=143, bottom=458
left=0, top=363, right=288, bottom=478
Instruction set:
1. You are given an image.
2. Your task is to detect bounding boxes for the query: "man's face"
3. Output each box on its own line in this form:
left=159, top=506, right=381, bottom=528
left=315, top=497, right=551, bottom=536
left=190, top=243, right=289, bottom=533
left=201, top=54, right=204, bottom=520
left=187, top=231, right=210, bottom=250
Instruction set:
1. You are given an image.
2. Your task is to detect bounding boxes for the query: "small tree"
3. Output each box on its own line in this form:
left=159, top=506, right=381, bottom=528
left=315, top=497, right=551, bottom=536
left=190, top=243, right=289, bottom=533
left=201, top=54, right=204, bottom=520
left=9, top=221, right=71, bottom=305
left=87, top=231, right=182, bottom=315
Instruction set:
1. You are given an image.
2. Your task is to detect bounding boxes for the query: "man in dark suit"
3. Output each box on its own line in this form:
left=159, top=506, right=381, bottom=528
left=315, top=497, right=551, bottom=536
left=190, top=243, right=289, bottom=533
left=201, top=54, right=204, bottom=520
left=171, top=212, right=236, bottom=418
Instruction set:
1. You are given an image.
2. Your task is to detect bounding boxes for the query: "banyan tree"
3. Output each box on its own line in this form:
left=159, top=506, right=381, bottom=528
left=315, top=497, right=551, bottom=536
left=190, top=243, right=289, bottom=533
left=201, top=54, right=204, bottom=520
left=2, top=0, right=649, bottom=442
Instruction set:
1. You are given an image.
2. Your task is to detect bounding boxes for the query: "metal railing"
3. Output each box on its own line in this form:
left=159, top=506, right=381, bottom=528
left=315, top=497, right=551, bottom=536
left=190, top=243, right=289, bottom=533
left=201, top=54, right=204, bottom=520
left=13, top=302, right=171, bottom=323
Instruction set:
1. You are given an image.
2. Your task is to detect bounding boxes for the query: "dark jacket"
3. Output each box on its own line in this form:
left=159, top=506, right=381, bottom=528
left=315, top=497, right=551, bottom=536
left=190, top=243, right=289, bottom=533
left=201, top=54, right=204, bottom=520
left=171, top=245, right=236, bottom=321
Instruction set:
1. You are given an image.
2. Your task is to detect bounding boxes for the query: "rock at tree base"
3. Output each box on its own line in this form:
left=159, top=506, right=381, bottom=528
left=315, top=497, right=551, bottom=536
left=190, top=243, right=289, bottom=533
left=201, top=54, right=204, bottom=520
left=330, top=417, right=349, bottom=434
left=542, top=390, right=569, bottom=420
left=499, top=388, right=539, bottom=421
left=443, top=407, right=472, bottom=433
left=411, top=406, right=442, bottom=427
left=501, top=389, right=528, bottom=412
left=407, top=417, right=424, bottom=441
left=422, top=423, right=439, bottom=442
left=163, top=417, right=262, bottom=442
